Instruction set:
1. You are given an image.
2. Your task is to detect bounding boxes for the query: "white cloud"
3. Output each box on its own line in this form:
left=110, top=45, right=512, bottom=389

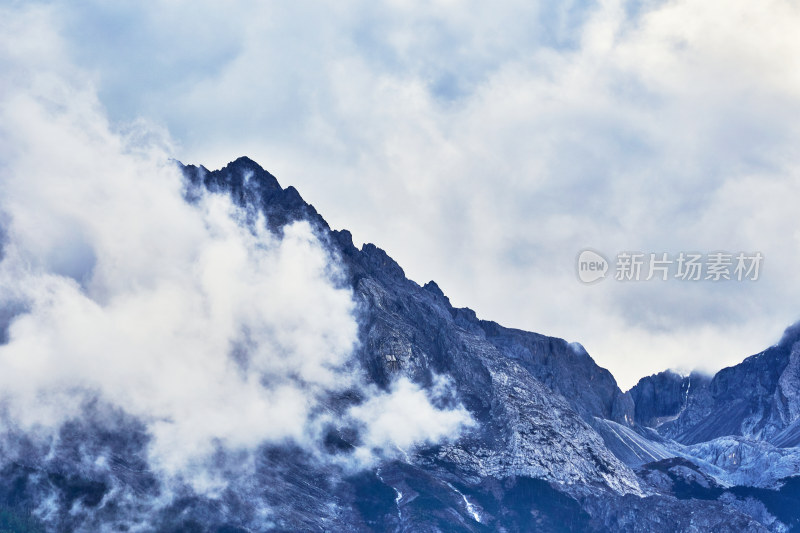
left=348, top=376, right=475, bottom=465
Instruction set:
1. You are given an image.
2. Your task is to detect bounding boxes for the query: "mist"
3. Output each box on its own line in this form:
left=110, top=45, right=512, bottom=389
left=0, top=8, right=473, bottom=504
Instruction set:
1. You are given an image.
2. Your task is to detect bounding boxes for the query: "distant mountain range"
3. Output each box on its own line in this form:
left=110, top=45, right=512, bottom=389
left=0, top=156, right=797, bottom=532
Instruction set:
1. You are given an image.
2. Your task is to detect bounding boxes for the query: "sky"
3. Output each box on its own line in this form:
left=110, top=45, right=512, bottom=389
left=3, top=0, right=800, bottom=390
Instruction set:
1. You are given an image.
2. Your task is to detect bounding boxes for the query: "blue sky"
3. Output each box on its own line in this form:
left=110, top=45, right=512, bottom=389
left=3, top=0, right=800, bottom=388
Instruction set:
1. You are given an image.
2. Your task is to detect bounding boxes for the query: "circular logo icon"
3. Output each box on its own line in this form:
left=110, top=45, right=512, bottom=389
left=577, top=249, right=608, bottom=283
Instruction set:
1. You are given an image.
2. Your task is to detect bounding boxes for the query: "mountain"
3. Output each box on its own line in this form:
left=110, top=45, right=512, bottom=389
left=0, top=156, right=797, bottom=532
left=630, top=324, right=800, bottom=448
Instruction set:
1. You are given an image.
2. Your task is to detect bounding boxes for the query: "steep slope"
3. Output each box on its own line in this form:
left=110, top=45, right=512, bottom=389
left=184, top=157, right=643, bottom=494
left=478, top=323, right=636, bottom=424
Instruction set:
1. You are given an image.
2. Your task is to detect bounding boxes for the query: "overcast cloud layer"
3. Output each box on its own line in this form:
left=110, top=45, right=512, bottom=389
left=5, top=0, right=800, bottom=388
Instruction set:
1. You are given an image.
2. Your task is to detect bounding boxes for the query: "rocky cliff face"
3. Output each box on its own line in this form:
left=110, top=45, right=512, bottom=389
left=0, top=157, right=796, bottom=532
left=631, top=324, right=800, bottom=447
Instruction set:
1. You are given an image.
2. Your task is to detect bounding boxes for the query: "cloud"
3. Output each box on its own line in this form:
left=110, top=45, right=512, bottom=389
left=7, top=0, right=800, bottom=390
left=0, top=5, right=472, bottom=491
left=348, top=376, right=475, bottom=465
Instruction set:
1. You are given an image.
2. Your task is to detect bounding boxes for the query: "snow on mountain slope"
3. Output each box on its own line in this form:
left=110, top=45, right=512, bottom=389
left=0, top=156, right=795, bottom=531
